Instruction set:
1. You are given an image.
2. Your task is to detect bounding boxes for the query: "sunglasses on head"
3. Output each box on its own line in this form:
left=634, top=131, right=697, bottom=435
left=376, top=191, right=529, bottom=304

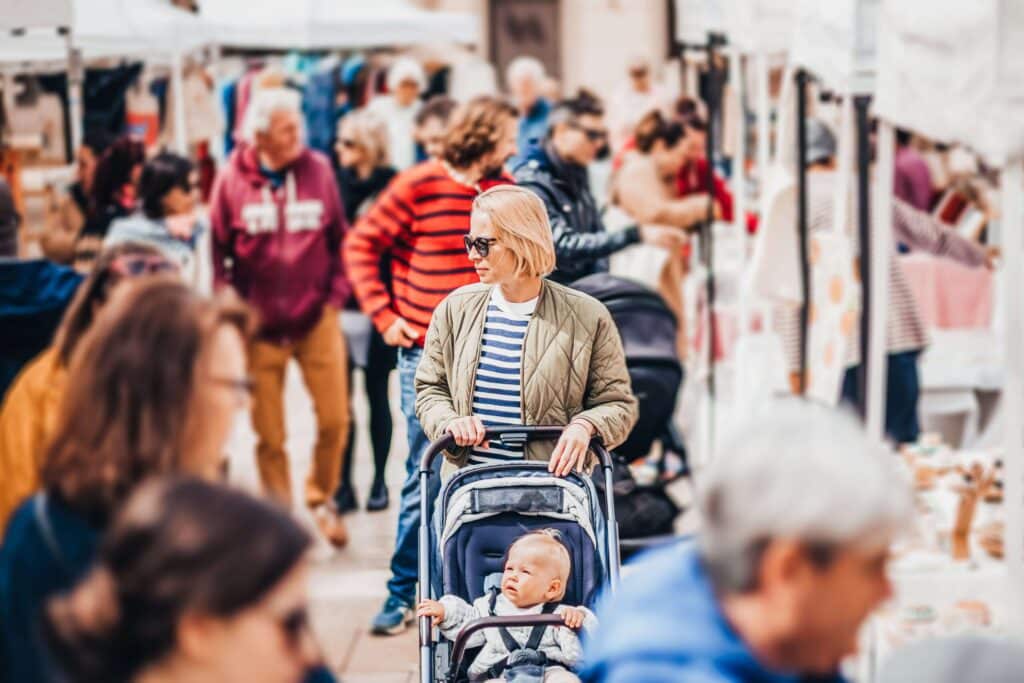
left=108, top=255, right=179, bottom=277
left=464, top=235, right=498, bottom=258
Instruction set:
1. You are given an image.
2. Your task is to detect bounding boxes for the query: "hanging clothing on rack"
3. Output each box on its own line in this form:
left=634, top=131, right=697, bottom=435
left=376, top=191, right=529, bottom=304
left=3, top=77, right=65, bottom=162
left=304, top=58, right=347, bottom=156
left=125, top=79, right=161, bottom=148
left=220, top=79, right=238, bottom=155
left=164, top=66, right=223, bottom=149
left=38, top=63, right=144, bottom=158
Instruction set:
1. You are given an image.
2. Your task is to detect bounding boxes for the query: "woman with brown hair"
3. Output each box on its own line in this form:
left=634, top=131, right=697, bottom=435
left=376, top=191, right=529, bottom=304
left=0, top=243, right=178, bottom=532
left=75, top=136, right=146, bottom=271
left=45, top=477, right=324, bottom=683
left=613, top=110, right=711, bottom=230
left=0, top=278, right=254, bottom=683
left=612, top=111, right=716, bottom=358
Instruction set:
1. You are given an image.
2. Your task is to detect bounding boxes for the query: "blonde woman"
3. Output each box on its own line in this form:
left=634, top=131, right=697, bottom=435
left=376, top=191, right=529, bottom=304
left=335, top=110, right=396, bottom=224
left=415, top=185, right=638, bottom=476
left=333, top=109, right=398, bottom=513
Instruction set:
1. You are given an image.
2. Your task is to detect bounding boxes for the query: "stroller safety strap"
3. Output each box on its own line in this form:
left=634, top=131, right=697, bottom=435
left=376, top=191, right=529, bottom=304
left=484, top=587, right=558, bottom=680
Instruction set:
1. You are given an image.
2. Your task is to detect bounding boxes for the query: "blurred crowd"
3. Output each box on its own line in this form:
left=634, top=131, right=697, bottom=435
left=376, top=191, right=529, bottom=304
left=0, top=48, right=1011, bottom=683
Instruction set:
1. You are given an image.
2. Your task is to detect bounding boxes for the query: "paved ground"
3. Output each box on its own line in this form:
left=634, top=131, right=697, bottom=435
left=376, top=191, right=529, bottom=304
left=226, top=364, right=420, bottom=682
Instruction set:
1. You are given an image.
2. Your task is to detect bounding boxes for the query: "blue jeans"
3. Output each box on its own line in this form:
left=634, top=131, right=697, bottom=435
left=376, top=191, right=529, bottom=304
left=386, top=347, right=442, bottom=605
left=841, top=349, right=921, bottom=445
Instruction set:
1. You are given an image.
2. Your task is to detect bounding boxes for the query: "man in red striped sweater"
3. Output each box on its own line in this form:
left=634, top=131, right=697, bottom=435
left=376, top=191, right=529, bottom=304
left=345, top=96, right=518, bottom=635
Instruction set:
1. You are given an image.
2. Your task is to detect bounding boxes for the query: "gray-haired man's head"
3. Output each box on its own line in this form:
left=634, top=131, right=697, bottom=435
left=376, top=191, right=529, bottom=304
left=698, top=401, right=912, bottom=675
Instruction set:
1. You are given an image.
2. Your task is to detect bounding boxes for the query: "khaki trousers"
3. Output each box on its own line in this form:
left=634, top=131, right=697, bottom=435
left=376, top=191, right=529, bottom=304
left=249, top=306, right=349, bottom=509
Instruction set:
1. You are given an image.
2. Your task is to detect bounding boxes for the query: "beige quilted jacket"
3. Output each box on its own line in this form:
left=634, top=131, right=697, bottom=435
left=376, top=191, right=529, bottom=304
left=415, top=280, right=638, bottom=468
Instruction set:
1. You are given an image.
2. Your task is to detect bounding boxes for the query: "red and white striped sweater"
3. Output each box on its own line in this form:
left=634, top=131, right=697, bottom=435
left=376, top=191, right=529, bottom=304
left=344, top=160, right=513, bottom=345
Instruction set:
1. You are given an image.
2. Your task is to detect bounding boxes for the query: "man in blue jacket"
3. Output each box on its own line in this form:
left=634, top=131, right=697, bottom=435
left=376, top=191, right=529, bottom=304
left=581, top=402, right=913, bottom=683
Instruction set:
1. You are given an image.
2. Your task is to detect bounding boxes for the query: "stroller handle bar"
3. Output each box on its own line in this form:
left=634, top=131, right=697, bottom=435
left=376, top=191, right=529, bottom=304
left=448, top=614, right=570, bottom=677
left=418, top=424, right=622, bottom=681
left=418, top=425, right=616, bottom=475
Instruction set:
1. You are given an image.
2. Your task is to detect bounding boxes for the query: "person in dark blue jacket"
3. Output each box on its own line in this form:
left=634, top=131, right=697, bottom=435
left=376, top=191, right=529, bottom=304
left=0, top=258, right=83, bottom=402
left=0, top=182, right=84, bottom=402
left=581, top=402, right=913, bottom=683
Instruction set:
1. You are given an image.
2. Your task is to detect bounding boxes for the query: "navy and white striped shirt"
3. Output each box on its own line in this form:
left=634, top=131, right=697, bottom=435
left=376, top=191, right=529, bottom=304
left=469, top=287, right=537, bottom=465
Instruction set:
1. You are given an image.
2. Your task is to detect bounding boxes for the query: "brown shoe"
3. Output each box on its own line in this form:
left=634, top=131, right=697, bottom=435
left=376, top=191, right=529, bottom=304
left=313, top=504, right=349, bottom=548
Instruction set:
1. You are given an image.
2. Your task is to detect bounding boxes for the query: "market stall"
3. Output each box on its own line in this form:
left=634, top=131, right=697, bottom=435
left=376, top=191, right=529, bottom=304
left=199, top=0, right=478, bottom=51
left=871, top=0, right=1024, bottom=642
left=0, top=0, right=213, bottom=155
left=677, top=1, right=1023, bottom=676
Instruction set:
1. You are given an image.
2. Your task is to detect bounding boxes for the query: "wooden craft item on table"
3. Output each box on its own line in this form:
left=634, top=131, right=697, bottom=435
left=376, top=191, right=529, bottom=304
left=977, top=521, right=1004, bottom=559
left=951, top=463, right=998, bottom=561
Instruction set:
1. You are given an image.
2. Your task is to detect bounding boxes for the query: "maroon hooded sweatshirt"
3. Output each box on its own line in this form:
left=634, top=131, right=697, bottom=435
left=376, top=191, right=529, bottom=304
left=210, top=144, right=350, bottom=343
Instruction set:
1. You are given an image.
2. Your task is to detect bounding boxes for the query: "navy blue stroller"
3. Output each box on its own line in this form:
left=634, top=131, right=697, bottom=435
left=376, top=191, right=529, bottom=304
left=417, top=426, right=621, bottom=682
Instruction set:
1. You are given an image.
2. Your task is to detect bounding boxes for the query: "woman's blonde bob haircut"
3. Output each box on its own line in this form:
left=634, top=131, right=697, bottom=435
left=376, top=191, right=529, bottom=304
left=472, top=186, right=556, bottom=278
left=337, top=110, right=391, bottom=168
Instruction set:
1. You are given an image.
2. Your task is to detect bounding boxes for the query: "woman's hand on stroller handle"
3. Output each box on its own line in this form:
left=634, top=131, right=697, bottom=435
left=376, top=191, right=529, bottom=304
left=549, top=420, right=594, bottom=477
left=417, top=599, right=446, bottom=626
left=446, top=416, right=488, bottom=447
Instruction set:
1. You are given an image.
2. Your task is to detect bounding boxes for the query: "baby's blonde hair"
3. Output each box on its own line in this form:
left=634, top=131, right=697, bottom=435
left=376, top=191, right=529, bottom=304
left=511, top=529, right=572, bottom=598
left=472, top=186, right=556, bottom=278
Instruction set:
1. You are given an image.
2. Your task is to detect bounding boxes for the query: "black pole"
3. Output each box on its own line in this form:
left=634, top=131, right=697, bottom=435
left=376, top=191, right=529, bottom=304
left=704, top=35, right=723, bottom=400
left=796, top=70, right=810, bottom=395
left=854, top=95, right=873, bottom=419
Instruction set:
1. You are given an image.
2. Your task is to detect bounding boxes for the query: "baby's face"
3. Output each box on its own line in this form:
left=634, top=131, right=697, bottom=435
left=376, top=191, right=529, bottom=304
left=501, top=540, right=565, bottom=609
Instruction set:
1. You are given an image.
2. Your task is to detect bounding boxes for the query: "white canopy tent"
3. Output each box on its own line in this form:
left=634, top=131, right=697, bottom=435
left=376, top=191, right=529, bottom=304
left=874, top=0, right=1024, bottom=586
left=789, top=0, right=879, bottom=97
left=0, top=0, right=213, bottom=154
left=0, top=0, right=211, bottom=65
left=200, top=0, right=478, bottom=50
left=874, top=0, right=1024, bottom=168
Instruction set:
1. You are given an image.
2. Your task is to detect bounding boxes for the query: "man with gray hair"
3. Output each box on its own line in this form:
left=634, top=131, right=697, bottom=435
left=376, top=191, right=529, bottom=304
left=210, top=88, right=352, bottom=547
left=581, top=401, right=913, bottom=682
left=506, top=56, right=551, bottom=167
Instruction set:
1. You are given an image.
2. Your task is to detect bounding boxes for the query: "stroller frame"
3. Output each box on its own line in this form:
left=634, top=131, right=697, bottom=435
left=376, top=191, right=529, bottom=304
left=417, top=425, right=622, bottom=682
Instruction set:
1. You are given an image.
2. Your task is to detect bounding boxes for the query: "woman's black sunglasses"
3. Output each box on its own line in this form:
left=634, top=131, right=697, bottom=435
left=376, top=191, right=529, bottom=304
left=464, top=235, right=498, bottom=257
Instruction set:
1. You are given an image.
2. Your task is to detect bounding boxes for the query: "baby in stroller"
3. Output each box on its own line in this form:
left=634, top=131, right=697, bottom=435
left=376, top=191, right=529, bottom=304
left=418, top=529, right=598, bottom=682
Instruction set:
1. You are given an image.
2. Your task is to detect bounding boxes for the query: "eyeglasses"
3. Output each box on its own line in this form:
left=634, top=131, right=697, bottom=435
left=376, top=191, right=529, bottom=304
left=209, top=376, right=255, bottom=396
left=273, top=605, right=311, bottom=651
left=108, top=255, right=179, bottom=277
left=464, top=235, right=499, bottom=257
left=569, top=122, right=608, bottom=144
